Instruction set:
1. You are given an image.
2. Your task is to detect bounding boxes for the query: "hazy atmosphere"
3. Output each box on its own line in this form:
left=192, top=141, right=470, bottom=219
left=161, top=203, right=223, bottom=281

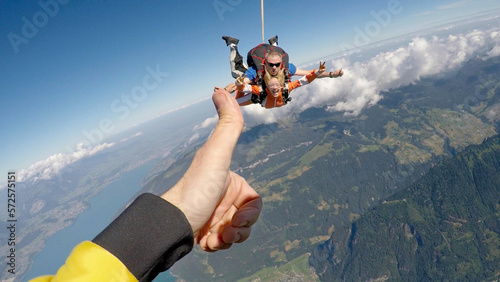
left=1, top=1, right=500, bottom=281
left=2, top=0, right=500, bottom=183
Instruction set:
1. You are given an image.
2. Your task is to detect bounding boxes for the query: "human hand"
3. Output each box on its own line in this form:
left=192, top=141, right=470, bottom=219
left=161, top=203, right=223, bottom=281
left=223, top=83, right=237, bottom=93
left=318, top=61, right=326, bottom=74
left=235, top=74, right=246, bottom=86
left=162, top=87, right=262, bottom=251
left=329, top=69, right=343, bottom=78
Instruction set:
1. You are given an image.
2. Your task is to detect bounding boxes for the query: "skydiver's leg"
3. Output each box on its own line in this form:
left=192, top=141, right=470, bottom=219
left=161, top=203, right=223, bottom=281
left=268, top=35, right=278, bottom=46
left=230, top=45, right=248, bottom=79
left=222, top=36, right=248, bottom=79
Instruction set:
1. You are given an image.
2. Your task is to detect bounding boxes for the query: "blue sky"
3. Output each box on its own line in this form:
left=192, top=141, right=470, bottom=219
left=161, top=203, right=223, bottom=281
left=1, top=0, right=500, bottom=181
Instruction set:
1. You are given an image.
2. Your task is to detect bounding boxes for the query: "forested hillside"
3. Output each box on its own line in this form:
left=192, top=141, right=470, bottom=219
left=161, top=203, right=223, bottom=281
left=311, top=136, right=500, bottom=281
left=139, top=55, right=499, bottom=281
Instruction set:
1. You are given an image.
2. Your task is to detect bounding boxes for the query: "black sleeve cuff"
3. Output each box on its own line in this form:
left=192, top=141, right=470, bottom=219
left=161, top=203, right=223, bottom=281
left=93, top=193, right=194, bottom=282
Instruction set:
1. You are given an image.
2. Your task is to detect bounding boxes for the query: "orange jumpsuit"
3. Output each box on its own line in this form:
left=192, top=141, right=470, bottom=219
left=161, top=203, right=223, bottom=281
left=235, top=69, right=319, bottom=108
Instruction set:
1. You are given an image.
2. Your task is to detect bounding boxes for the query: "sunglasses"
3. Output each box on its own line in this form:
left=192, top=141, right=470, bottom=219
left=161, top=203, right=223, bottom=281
left=266, top=62, right=281, bottom=68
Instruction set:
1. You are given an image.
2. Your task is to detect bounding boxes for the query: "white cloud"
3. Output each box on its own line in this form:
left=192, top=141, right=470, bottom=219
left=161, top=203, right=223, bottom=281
left=18, top=142, right=115, bottom=182
left=193, top=114, right=218, bottom=131
left=120, top=131, right=143, bottom=142
left=486, top=45, right=500, bottom=59
left=484, top=30, right=500, bottom=59
left=184, top=132, right=200, bottom=147
left=234, top=26, right=500, bottom=123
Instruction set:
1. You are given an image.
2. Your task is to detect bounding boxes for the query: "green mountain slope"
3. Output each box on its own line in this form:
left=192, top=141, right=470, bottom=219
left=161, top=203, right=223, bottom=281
left=311, top=136, right=500, bottom=281
left=138, top=56, right=500, bottom=281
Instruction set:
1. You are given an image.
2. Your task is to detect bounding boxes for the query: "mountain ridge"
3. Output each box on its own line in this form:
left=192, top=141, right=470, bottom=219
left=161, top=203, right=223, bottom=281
left=310, top=135, right=500, bottom=281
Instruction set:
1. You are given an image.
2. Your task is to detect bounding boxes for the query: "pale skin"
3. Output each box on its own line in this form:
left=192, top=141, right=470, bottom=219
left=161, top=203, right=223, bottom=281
left=266, top=77, right=281, bottom=97
left=225, top=56, right=342, bottom=93
left=161, top=88, right=262, bottom=251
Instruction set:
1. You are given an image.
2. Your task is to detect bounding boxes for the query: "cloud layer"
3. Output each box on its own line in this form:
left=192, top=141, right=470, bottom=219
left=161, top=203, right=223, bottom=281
left=18, top=143, right=115, bottom=183
left=228, top=25, right=500, bottom=124
left=17, top=130, right=149, bottom=183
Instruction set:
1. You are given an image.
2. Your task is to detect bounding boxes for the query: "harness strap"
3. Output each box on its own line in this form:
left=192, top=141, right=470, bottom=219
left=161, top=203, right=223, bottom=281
left=250, top=85, right=267, bottom=107
left=282, top=83, right=291, bottom=104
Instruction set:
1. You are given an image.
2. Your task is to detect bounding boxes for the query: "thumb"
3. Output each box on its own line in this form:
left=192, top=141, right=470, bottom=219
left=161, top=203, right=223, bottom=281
left=210, top=88, right=244, bottom=151
left=161, top=89, right=243, bottom=234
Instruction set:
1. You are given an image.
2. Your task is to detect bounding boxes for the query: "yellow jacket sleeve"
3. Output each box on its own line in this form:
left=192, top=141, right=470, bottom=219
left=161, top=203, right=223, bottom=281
left=30, top=241, right=137, bottom=282
left=30, top=193, right=194, bottom=282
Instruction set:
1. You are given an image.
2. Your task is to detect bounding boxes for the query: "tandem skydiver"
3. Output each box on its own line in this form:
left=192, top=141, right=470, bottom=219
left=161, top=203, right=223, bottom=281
left=221, top=35, right=343, bottom=93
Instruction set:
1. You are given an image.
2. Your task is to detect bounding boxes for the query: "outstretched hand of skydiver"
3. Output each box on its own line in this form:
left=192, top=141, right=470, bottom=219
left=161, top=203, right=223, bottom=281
left=330, top=68, right=343, bottom=78
left=317, top=61, right=326, bottom=75
left=162, top=87, right=262, bottom=252
left=235, top=74, right=246, bottom=86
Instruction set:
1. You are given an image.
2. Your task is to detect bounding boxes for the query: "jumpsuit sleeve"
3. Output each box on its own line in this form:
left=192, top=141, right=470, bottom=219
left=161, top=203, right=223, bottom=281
left=236, top=84, right=260, bottom=94
left=288, top=69, right=318, bottom=92
left=244, top=67, right=257, bottom=82
left=288, top=63, right=297, bottom=75
left=30, top=193, right=194, bottom=282
left=235, top=84, right=262, bottom=106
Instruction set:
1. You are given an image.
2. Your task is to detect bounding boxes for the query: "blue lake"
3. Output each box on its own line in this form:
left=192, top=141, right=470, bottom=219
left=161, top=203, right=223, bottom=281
left=25, top=161, right=175, bottom=281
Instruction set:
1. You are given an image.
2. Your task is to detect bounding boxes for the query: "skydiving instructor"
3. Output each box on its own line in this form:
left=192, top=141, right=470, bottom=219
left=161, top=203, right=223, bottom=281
left=30, top=88, right=263, bottom=281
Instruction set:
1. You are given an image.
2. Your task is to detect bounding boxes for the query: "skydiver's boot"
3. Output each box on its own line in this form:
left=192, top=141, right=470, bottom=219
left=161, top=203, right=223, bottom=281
left=222, top=35, right=239, bottom=46
left=268, top=35, right=278, bottom=46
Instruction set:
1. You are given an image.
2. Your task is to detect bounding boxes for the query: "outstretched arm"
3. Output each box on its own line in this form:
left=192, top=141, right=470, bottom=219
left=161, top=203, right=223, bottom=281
left=163, top=87, right=262, bottom=250
left=224, top=83, right=237, bottom=93
left=224, top=74, right=253, bottom=94
left=294, top=67, right=343, bottom=78
left=223, top=75, right=260, bottom=107
left=288, top=61, right=327, bottom=92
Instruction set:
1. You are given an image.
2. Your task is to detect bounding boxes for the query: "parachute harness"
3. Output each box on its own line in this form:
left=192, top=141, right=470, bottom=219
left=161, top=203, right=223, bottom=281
left=250, top=1, right=292, bottom=106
